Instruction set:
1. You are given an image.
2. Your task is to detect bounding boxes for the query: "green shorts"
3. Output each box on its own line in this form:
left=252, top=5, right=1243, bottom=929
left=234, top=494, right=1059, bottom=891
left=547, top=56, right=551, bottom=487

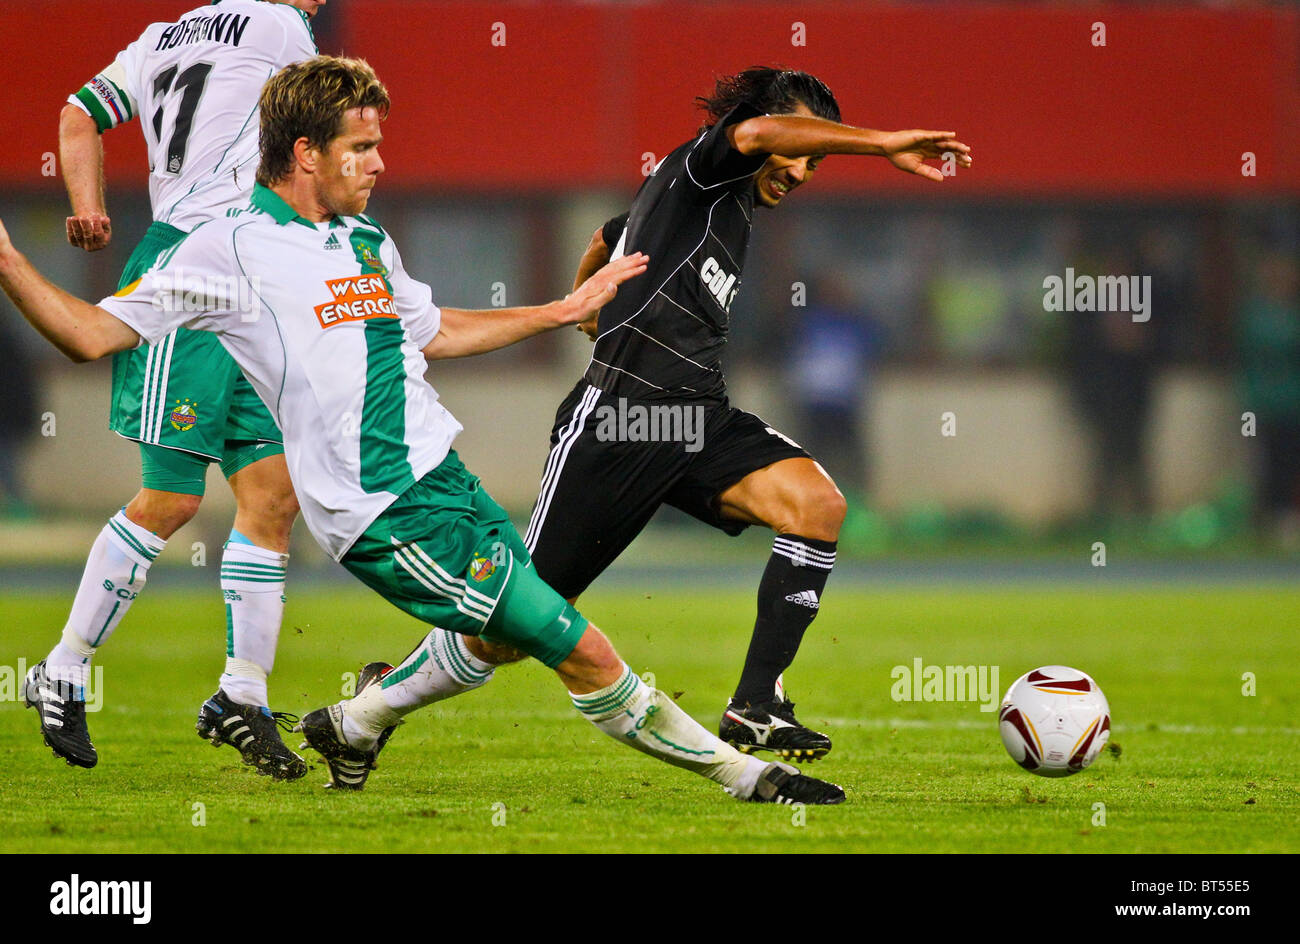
left=138, top=440, right=286, bottom=497
left=341, top=451, right=589, bottom=668
left=109, top=221, right=282, bottom=461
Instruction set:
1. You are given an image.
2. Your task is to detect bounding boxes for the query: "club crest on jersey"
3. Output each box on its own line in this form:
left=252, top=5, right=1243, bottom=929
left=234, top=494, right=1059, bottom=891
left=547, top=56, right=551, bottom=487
left=469, top=555, right=495, bottom=582
left=315, top=276, right=397, bottom=328
left=699, top=256, right=739, bottom=311
left=359, top=245, right=387, bottom=275
left=169, top=398, right=199, bottom=432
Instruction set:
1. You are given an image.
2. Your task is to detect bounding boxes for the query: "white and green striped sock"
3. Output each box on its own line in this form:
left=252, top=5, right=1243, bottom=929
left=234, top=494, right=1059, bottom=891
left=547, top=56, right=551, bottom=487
left=571, top=663, right=766, bottom=798
left=218, top=535, right=288, bottom=707
left=47, top=509, right=165, bottom=687
left=340, top=630, right=495, bottom=749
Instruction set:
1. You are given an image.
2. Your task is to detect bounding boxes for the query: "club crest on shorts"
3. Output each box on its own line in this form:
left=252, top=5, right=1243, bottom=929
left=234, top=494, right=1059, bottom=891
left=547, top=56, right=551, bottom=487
left=169, top=398, right=199, bottom=432
left=469, top=554, right=496, bottom=582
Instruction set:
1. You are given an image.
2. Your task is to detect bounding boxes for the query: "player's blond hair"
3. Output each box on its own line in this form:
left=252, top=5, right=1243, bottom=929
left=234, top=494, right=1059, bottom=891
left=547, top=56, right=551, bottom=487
left=256, top=55, right=391, bottom=186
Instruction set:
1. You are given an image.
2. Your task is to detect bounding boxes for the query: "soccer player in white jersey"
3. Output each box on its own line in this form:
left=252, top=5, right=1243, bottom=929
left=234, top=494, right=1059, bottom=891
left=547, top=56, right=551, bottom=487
left=26, top=0, right=326, bottom=778
left=0, top=56, right=845, bottom=804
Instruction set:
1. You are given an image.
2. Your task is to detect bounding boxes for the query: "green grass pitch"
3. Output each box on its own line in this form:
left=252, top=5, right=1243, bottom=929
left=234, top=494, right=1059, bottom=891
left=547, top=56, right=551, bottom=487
left=1, top=583, right=1296, bottom=853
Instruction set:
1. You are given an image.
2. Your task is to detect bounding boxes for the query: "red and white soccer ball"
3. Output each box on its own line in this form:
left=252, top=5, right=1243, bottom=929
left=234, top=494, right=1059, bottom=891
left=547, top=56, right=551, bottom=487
left=998, top=666, right=1111, bottom=778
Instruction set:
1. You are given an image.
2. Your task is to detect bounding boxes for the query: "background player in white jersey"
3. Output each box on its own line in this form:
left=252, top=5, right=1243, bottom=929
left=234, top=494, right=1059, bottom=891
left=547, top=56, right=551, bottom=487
left=0, top=55, right=845, bottom=805
left=26, top=0, right=325, bottom=778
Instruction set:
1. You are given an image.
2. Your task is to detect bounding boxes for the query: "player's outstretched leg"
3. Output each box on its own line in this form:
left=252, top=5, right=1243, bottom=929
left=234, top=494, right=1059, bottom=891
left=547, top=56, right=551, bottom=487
left=559, top=623, right=844, bottom=804
left=296, top=629, right=497, bottom=789
left=32, top=488, right=183, bottom=767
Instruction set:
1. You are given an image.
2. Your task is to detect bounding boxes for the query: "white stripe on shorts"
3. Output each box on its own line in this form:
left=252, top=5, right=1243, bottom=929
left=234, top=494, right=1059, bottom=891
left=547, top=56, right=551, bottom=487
left=523, top=384, right=602, bottom=552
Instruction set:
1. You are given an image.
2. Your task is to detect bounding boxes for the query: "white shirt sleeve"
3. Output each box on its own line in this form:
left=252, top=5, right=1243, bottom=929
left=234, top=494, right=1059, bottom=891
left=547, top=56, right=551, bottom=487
left=387, top=241, right=441, bottom=350
left=96, top=223, right=251, bottom=345
left=273, top=4, right=319, bottom=64
left=67, top=46, right=141, bottom=132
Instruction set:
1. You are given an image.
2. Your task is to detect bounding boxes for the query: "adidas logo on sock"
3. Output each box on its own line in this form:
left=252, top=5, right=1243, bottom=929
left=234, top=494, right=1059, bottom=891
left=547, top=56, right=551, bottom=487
left=784, top=590, right=820, bottom=609
left=324, top=233, right=342, bottom=250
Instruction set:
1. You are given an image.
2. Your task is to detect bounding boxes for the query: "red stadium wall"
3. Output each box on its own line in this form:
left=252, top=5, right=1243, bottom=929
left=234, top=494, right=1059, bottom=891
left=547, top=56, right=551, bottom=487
left=6, top=2, right=1297, bottom=196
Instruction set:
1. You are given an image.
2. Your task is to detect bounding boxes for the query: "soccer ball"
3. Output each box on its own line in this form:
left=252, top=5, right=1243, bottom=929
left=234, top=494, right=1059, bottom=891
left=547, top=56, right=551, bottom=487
left=998, top=666, right=1110, bottom=778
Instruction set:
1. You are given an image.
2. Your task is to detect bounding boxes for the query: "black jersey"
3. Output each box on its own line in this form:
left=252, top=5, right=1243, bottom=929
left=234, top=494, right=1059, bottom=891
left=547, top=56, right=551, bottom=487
left=583, top=103, right=767, bottom=404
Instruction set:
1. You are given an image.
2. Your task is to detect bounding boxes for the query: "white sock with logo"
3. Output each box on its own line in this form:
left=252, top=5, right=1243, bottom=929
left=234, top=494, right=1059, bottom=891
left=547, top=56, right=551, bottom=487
left=46, top=510, right=165, bottom=687
left=340, top=629, right=495, bottom=749
left=217, top=534, right=287, bottom=707
left=570, top=663, right=767, bottom=798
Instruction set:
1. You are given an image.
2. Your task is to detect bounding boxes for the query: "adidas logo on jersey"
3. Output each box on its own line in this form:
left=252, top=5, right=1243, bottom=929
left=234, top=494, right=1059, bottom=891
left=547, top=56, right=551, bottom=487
left=699, top=256, right=739, bottom=311
left=324, top=233, right=342, bottom=251
left=784, top=590, right=820, bottom=609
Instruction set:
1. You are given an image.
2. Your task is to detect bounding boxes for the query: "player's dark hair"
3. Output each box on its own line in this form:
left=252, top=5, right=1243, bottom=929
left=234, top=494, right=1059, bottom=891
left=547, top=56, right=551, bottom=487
left=695, top=67, right=841, bottom=131
left=256, top=55, right=390, bottom=187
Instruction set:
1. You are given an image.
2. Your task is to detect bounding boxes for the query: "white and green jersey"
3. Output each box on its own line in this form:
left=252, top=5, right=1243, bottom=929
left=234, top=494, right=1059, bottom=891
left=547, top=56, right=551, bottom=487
left=97, top=186, right=463, bottom=560
left=69, top=0, right=317, bottom=231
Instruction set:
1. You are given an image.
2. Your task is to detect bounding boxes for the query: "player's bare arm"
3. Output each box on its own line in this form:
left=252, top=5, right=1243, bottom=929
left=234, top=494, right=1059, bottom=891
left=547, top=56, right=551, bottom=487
left=573, top=226, right=610, bottom=340
left=59, top=104, right=112, bottom=251
left=423, top=251, right=646, bottom=360
left=729, top=113, right=972, bottom=182
left=0, top=218, right=138, bottom=361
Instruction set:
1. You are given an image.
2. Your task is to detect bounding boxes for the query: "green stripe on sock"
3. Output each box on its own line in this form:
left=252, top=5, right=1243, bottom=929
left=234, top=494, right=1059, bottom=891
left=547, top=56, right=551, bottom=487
left=225, top=603, right=234, bottom=657
left=440, top=633, right=488, bottom=685
left=382, top=648, right=429, bottom=688
left=91, top=600, right=121, bottom=647
left=572, top=670, right=639, bottom=715
left=648, top=729, right=714, bottom=757
left=219, top=561, right=286, bottom=577
left=110, top=519, right=157, bottom=561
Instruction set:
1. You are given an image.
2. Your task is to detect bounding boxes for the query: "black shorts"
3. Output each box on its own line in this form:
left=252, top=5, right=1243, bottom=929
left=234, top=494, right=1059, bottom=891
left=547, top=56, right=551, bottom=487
left=523, top=381, right=810, bottom=599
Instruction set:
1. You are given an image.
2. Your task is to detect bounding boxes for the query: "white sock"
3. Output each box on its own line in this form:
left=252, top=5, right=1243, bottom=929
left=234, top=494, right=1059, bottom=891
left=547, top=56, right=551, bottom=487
left=381, top=628, right=495, bottom=711
left=340, top=628, right=495, bottom=749
left=217, top=536, right=287, bottom=707
left=46, top=509, right=165, bottom=687
left=571, top=663, right=767, bottom=798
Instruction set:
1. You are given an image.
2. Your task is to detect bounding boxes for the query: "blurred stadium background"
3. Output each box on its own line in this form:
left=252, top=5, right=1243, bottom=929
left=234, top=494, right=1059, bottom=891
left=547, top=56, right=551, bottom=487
left=1, top=0, right=1297, bottom=579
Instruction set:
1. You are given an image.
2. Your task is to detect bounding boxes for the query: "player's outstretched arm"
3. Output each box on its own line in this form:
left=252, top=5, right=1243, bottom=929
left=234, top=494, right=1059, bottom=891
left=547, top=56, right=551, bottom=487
left=0, top=218, right=139, bottom=362
left=59, top=105, right=112, bottom=251
left=423, top=252, right=647, bottom=361
left=729, top=115, right=972, bottom=182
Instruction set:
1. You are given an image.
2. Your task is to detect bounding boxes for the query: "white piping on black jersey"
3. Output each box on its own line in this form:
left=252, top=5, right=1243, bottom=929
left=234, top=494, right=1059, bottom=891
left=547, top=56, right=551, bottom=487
left=588, top=359, right=672, bottom=393
left=684, top=132, right=765, bottom=191
left=622, top=323, right=716, bottom=372
left=732, top=193, right=752, bottom=224
left=592, top=188, right=730, bottom=344
left=524, top=384, right=602, bottom=551
left=707, top=226, right=742, bottom=272
left=654, top=288, right=715, bottom=330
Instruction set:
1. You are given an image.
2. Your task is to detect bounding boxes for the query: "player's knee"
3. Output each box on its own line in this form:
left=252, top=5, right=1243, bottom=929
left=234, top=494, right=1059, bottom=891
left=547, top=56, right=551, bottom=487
left=790, top=484, right=846, bottom=541
left=128, top=490, right=203, bottom=537
left=235, top=477, right=299, bottom=530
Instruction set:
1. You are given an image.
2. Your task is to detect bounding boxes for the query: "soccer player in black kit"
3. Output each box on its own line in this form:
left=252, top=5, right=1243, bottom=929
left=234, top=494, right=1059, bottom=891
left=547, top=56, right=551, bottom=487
left=474, top=68, right=972, bottom=762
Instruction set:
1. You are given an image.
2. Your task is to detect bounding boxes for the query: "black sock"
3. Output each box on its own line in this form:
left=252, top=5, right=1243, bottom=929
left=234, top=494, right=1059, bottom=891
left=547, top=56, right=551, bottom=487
left=732, top=533, right=836, bottom=707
